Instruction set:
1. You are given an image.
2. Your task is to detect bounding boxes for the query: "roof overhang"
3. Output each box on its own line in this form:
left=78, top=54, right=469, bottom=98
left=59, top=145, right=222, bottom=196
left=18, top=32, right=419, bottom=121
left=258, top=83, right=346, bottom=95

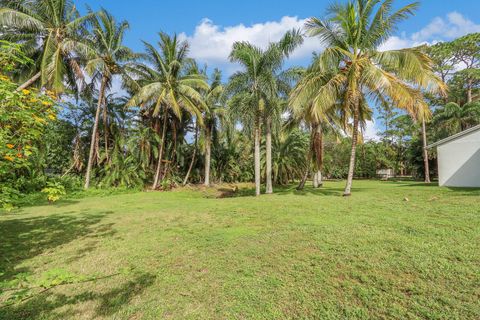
left=427, top=125, right=480, bottom=149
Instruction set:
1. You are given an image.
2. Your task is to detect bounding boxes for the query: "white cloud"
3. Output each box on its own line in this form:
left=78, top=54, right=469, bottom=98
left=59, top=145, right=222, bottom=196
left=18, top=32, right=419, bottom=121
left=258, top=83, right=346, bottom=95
left=412, top=12, right=480, bottom=42
left=363, top=120, right=380, bottom=142
left=380, top=12, right=480, bottom=51
left=178, top=16, right=323, bottom=72
left=176, top=12, right=479, bottom=140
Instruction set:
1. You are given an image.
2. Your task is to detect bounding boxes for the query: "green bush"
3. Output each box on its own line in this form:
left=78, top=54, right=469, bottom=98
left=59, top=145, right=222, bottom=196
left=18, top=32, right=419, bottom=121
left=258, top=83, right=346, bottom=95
left=41, top=182, right=66, bottom=203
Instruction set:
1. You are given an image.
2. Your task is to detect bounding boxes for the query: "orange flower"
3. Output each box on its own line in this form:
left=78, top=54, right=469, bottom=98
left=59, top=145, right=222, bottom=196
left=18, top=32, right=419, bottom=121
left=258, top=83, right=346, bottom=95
left=6, top=144, right=14, bottom=149
left=3, top=155, right=14, bottom=162
left=16, top=153, right=23, bottom=158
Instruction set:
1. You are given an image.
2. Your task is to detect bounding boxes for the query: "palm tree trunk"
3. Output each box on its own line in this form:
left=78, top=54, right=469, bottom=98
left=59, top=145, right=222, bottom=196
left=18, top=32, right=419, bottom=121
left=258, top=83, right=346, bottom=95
left=103, top=97, right=109, bottom=162
left=254, top=114, right=261, bottom=196
left=297, top=169, right=309, bottom=191
left=298, top=128, right=315, bottom=191
left=204, top=126, right=212, bottom=187
left=421, top=119, right=431, bottom=183
left=313, top=123, right=323, bottom=188
left=183, top=121, right=198, bottom=186
left=152, top=109, right=168, bottom=190
left=265, top=116, right=273, bottom=194
left=343, top=103, right=360, bottom=196
left=16, top=72, right=41, bottom=91
left=84, top=75, right=108, bottom=189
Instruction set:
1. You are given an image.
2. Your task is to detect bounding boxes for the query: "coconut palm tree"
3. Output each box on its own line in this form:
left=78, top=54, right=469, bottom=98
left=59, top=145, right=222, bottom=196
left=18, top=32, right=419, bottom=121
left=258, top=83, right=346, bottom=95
left=83, top=9, right=137, bottom=189
left=228, top=29, right=303, bottom=196
left=202, top=69, right=225, bottom=186
left=0, top=0, right=95, bottom=93
left=433, top=102, right=480, bottom=134
left=290, top=0, right=446, bottom=196
left=127, top=33, right=207, bottom=190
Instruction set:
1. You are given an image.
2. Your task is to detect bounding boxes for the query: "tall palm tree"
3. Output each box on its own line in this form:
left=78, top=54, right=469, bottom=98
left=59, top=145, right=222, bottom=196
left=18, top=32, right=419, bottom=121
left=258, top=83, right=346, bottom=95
left=203, top=69, right=225, bottom=186
left=0, top=0, right=94, bottom=93
left=128, top=33, right=207, bottom=190
left=290, top=0, right=446, bottom=196
left=228, top=30, right=303, bottom=196
left=83, top=9, right=137, bottom=189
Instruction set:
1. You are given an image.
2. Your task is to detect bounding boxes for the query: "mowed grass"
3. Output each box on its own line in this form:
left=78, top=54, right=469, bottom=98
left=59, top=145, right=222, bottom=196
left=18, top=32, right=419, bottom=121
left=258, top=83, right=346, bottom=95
left=1, top=181, right=479, bottom=319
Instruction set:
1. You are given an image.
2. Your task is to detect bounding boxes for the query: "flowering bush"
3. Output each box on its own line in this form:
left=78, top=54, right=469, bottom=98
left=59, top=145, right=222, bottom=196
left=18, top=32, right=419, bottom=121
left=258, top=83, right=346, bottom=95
left=0, top=41, right=58, bottom=210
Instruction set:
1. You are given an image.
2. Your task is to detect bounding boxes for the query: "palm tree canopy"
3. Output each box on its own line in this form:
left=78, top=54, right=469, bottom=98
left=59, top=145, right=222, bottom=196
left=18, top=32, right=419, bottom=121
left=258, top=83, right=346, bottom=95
left=85, top=8, right=138, bottom=89
left=0, top=0, right=96, bottom=92
left=433, top=101, right=480, bottom=133
left=290, top=0, right=447, bottom=123
left=227, top=29, right=304, bottom=131
left=127, top=32, right=208, bottom=120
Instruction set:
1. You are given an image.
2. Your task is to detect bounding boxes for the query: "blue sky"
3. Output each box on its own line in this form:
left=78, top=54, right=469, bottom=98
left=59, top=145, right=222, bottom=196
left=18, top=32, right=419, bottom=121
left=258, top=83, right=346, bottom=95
left=77, top=0, right=480, bottom=138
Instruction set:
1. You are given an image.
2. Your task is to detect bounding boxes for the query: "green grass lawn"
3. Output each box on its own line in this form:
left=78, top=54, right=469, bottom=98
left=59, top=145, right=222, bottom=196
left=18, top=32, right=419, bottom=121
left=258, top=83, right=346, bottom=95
left=1, top=180, right=479, bottom=319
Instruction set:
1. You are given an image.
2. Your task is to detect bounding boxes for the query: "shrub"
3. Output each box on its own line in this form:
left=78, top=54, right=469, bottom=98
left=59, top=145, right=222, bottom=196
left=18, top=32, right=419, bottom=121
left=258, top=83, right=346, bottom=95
left=41, top=182, right=66, bottom=203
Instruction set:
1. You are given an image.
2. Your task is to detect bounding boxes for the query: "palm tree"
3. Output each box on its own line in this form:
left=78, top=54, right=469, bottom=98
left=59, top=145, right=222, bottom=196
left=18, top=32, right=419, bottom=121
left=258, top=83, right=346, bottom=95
left=228, top=30, right=303, bottom=196
left=202, top=69, right=225, bottom=186
left=128, top=33, right=207, bottom=190
left=290, top=0, right=446, bottom=196
left=271, top=130, right=309, bottom=185
left=433, top=102, right=480, bottom=134
left=83, top=9, right=136, bottom=189
left=0, top=0, right=95, bottom=93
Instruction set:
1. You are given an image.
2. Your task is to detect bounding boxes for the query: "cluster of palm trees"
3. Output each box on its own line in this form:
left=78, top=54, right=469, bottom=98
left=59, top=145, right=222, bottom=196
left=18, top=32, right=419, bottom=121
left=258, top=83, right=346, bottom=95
left=1, top=0, right=449, bottom=196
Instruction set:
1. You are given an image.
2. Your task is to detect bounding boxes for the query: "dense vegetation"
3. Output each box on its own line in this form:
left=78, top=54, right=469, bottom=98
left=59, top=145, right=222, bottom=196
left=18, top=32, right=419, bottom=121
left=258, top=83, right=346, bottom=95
left=0, top=0, right=479, bottom=207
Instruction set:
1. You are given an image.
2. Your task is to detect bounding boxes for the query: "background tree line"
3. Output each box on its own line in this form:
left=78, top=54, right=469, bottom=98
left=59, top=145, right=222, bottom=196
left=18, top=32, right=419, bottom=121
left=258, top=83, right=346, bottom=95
left=1, top=0, right=479, bottom=208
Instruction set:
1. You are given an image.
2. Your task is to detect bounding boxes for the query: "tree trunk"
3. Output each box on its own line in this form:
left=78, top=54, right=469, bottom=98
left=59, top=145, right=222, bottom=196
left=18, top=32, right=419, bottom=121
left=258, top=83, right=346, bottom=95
left=16, top=72, right=41, bottom=91
left=265, top=117, right=273, bottom=194
left=103, top=96, right=109, bottom=162
left=204, top=126, right=212, bottom=187
left=343, top=103, right=360, bottom=196
left=152, top=109, right=168, bottom=190
left=84, top=75, right=108, bottom=189
left=298, top=129, right=315, bottom=191
left=313, top=123, right=323, bottom=188
left=183, top=121, right=198, bottom=186
left=297, top=169, right=309, bottom=191
left=421, top=119, right=431, bottom=183
left=467, top=78, right=473, bottom=103
left=313, top=171, right=319, bottom=188
left=254, top=114, right=261, bottom=196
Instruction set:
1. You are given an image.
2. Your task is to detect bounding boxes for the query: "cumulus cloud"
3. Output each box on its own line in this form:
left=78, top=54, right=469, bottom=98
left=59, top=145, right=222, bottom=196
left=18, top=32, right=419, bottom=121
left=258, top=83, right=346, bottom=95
left=180, top=12, right=480, bottom=72
left=380, top=12, right=480, bottom=51
left=363, top=120, right=380, bottom=141
left=178, top=16, right=323, bottom=72
left=412, top=12, right=480, bottom=42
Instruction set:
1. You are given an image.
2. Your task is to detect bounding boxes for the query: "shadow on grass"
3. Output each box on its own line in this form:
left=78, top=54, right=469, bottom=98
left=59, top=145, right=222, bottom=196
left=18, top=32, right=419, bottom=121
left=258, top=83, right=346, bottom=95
left=446, top=187, right=480, bottom=196
left=0, top=272, right=156, bottom=319
left=0, top=211, right=115, bottom=286
left=220, top=183, right=369, bottom=198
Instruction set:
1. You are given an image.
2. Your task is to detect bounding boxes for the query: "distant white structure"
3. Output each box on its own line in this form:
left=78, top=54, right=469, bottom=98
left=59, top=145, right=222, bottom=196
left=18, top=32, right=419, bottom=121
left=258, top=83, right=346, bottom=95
left=428, top=125, right=480, bottom=187
left=376, top=169, right=395, bottom=180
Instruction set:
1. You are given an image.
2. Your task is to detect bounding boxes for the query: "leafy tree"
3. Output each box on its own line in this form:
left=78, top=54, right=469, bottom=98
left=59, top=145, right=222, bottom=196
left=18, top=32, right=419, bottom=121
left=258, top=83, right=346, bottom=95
left=0, top=42, right=57, bottom=209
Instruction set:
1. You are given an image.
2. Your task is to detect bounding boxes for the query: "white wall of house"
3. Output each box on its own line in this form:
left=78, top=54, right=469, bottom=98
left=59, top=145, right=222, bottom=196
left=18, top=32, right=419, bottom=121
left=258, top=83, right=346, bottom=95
left=437, top=129, right=480, bottom=187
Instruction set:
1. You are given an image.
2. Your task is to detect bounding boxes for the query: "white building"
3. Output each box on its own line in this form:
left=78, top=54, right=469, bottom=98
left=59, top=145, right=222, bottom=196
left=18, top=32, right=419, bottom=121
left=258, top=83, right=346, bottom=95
left=428, top=125, right=480, bottom=187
